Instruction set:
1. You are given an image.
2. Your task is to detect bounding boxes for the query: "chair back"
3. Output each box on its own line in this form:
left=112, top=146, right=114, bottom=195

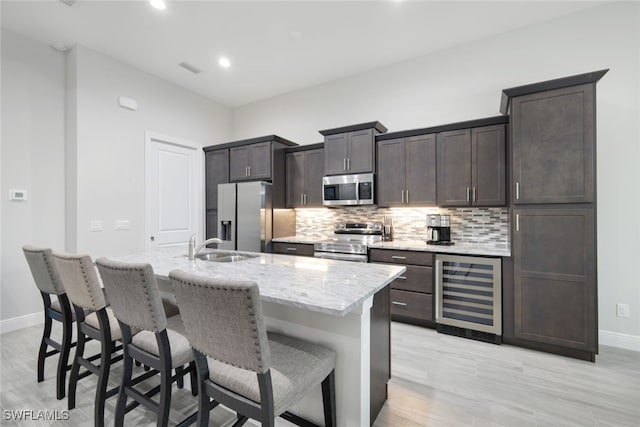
left=169, top=269, right=271, bottom=374
left=52, top=252, right=106, bottom=311
left=95, top=258, right=167, bottom=333
left=22, top=245, right=65, bottom=296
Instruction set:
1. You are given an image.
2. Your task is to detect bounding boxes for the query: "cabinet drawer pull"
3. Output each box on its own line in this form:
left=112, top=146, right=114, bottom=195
left=392, top=301, right=408, bottom=306
left=397, top=276, right=407, bottom=280
left=286, top=247, right=297, bottom=251
left=391, top=255, right=407, bottom=260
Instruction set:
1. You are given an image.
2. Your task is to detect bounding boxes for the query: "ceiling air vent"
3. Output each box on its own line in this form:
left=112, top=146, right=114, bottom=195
left=59, top=0, right=79, bottom=6
left=179, top=62, right=202, bottom=74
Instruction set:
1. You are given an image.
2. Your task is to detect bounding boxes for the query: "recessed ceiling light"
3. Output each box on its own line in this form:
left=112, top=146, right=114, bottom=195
left=149, top=0, right=166, bottom=10
left=218, top=57, right=231, bottom=69
left=290, top=31, right=303, bottom=40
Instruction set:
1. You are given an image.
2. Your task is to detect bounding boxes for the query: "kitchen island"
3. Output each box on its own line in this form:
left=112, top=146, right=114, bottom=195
left=109, top=246, right=405, bottom=426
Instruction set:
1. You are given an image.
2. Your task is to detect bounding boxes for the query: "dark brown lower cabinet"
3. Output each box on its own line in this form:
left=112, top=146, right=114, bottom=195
left=512, top=207, right=596, bottom=361
left=271, top=242, right=314, bottom=257
left=369, top=249, right=434, bottom=327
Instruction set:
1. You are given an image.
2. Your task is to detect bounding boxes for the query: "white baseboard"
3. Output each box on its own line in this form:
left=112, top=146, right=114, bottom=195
left=0, top=311, right=43, bottom=335
left=599, top=330, right=640, bottom=352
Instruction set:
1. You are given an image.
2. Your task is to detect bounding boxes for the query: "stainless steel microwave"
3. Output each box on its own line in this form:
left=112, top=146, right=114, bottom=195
left=322, top=173, right=375, bottom=206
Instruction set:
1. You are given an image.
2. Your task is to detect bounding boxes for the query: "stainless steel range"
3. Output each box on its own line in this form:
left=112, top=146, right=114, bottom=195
left=313, top=222, right=383, bottom=262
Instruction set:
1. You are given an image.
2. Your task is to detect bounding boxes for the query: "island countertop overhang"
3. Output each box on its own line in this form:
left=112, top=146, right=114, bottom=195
left=108, top=246, right=405, bottom=317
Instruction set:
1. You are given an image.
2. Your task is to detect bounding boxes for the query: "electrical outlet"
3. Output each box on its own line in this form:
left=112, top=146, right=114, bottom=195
left=616, top=303, right=630, bottom=318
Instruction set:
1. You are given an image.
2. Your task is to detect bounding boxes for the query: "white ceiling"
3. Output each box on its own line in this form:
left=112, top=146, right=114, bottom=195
left=1, top=0, right=602, bottom=107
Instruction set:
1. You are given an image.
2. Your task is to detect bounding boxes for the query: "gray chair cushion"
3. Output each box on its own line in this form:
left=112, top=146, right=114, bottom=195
left=50, top=298, right=77, bottom=321
left=131, top=315, right=193, bottom=369
left=207, top=332, right=336, bottom=416
left=84, top=307, right=123, bottom=341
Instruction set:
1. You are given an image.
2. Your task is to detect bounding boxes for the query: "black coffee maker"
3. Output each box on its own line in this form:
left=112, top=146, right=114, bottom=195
left=426, top=214, right=454, bottom=245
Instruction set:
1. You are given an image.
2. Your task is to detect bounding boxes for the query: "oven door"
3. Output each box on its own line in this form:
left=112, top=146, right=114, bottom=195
left=313, top=252, right=368, bottom=262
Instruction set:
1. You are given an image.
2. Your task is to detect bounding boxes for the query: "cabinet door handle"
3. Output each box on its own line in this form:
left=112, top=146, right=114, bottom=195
left=248, top=166, right=251, bottom=176
left=406, top=190, right=409, bottom=203
left=516, top=214, right=520, bottom=232
left=286, top=247, right=297, bottom=251
left=392, top=301, right=407, bottom=306
left=303, top=194, right=307, bottom=205
left=347, top=158, right=350, bottom=170
left=472, top=187, right=476, bottom=203
left=301, top=194, right=304, bottom=205
left=398, top=276, right=407, bottom=280
left=466, top=187, right=470, bottom=202
left=516, top=182, right=520, bottom=200
left=391, top=255, right=406, bottom=260
left=245, top=166, right=249, bottom=177
left=401, top=190, right=405, bottom=204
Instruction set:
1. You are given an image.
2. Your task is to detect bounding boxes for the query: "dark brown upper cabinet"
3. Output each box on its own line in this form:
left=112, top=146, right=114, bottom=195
left=229, top=141, right=272, bottom=181
left=512, top=208, right=596, bottom=355
left=204, top=135, right=298, bottom=210
left=204, top=149, right=229, bottom=239
left=286, top=148, right=324, bottom=208
left=437, top=124, right=506, bottom=207
left=511, top=84, right=595, bottom=204
left=377, top=134, right=436, bottom=207
left=319, top=122, right=387, bottom=176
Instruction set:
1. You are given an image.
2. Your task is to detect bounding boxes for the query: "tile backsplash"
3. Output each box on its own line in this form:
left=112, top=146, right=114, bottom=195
left=294, top=206, right=510, bottom=248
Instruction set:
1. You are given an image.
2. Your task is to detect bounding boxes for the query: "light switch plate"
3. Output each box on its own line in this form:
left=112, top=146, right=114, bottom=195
left=115, top=220, right=131, bottom=230
left=90, top=220, right=103, bottom=232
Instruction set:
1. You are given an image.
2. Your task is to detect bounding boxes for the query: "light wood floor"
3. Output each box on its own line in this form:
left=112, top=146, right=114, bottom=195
left=1, top=322, right=638, bottom=426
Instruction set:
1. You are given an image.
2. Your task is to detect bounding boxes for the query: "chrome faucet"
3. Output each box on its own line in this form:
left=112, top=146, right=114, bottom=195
left=188, top=235, right=223, bottom=260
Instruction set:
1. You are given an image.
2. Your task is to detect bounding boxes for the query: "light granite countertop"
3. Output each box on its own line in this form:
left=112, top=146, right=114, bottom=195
left=273, top=236, right=510, bottom=257
left=108, top=246, right=405, bottom=317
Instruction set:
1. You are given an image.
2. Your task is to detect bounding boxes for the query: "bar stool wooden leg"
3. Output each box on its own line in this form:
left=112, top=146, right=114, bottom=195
left=55, top=296, right=73, bottom=400
left=115, top=324, right=133, bottom=427
left=322, top=370, right=336, bottom=427
left=37, top=295, right=53, bottom=383
left=94, top=310, right=112, bottom=427
left=68, top=308, right=86, bottom=410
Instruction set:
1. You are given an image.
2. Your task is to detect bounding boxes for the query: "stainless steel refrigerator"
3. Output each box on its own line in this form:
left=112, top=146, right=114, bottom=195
left=217, top=181, right=273, bottom=253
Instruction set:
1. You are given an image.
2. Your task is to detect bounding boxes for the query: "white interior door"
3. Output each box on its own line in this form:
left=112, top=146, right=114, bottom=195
left=145, top=132, right=203, bottom=249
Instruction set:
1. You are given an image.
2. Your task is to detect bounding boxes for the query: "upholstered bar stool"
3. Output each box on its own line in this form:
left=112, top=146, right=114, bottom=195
left=169, top=270, right=337, bottom=427
left=22, top=245, right=75, bottom=400
left=52, top=251, right=140, bottom=427
left=95, top=258, right=197, bottom=427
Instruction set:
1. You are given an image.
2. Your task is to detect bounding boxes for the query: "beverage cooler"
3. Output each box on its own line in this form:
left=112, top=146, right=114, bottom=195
left=435, top=254, right=502, bottom=342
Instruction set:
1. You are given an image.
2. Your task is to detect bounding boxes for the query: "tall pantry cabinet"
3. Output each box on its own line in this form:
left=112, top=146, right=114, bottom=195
left=502, top=70, right=608, bottom=361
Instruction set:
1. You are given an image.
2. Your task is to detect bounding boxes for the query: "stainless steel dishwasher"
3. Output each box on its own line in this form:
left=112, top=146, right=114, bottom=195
left=435, top=254, right=502, bottom=342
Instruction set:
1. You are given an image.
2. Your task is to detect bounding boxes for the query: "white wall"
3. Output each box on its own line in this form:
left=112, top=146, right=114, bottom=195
left=67, top=45, right=232, bottom=257
left=1, top=30, right=66, bottom=326
left=232, top=2, right=640, bottom=344
left=1, top=35, right=232, bottom=327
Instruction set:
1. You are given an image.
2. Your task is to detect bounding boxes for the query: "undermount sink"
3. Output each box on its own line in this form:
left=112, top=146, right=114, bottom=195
left=191, top=251, right=258, bottom=263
